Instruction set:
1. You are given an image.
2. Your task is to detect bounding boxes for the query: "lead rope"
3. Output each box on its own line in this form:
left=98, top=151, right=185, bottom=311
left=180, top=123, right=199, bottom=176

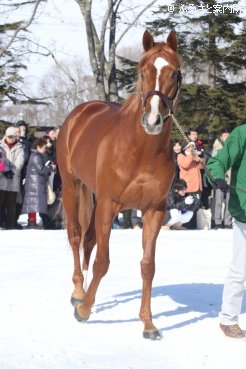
left=170, top=114, right=246, bottom=195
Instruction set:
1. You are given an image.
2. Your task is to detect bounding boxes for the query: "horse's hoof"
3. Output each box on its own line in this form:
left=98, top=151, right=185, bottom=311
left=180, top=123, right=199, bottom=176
left=143, top=330, right=162, bottom=340
left=74, top=307, right=89, bottom=323
left=70, top=296, right=83, bottom=307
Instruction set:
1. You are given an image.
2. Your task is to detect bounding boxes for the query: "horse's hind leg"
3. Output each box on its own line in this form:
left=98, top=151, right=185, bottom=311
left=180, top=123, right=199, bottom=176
left=81, top=198, right=96, bottom=291
left=75, top=199, right=114, bottom=321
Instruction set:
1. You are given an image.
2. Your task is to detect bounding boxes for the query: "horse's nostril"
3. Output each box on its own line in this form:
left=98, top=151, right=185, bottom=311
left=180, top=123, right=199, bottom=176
left=156, top=115, right=161, bottom=125
left=141, top=112, right=148, bottom=127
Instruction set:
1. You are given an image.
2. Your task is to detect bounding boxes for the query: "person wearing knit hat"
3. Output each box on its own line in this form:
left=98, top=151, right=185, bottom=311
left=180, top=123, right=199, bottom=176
left=16, top=120, right=28, bottom=139
left=0, top=126, right=25, bottom=229
left=16, top=119, right=28, bottom=128
left=5, top=126, right=17, bottom=137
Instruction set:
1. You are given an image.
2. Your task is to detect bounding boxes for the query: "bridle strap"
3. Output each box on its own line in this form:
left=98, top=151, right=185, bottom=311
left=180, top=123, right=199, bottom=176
left=142, top=67, right=182, bottom=115
left=142, top=90, right=173, bottom=113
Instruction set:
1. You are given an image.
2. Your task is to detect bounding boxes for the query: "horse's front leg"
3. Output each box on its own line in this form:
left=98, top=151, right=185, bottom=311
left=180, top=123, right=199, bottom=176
left=75, top=199, right=114, bottom=322
left=140, top=208, right=165, bottom=340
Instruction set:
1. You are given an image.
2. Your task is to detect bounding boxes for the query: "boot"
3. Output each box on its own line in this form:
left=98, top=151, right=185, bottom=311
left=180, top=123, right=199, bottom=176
left=161, top=224, right=171, bottom=230
left=27, top=221, right=39, bottom=230
left=171, top=222, right=187, bottom=230
left=220, top=324, right=245, bottom=339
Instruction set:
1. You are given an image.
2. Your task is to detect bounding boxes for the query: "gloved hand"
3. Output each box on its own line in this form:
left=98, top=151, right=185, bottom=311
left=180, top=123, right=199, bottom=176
left=0, top=161, right=6, bottom=172
left=184, top=195, right=194, bottom=205
left=3, top=170, right=14, bottom=179
left=213, top=178, right=227, bottom=192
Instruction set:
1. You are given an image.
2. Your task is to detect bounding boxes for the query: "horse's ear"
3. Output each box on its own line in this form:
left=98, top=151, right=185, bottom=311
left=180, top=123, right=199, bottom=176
left=143, top=30, right=154, bottom=52
left=166, top=31, right=178, bottom=52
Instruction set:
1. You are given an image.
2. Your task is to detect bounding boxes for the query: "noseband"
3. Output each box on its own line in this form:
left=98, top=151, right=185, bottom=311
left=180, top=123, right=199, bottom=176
left=141, top=68, right=182, bottom=121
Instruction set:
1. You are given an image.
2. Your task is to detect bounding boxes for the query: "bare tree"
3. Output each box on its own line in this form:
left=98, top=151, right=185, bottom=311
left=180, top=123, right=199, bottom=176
left=0, top=0, right=44, bottom=57
left=1, top=58, right=97, bottom=126
left=74, top=0, right=159, bottom=101
left=38, top=58, right=98, bottom=124
left=1, top=0, right=159, bottom=108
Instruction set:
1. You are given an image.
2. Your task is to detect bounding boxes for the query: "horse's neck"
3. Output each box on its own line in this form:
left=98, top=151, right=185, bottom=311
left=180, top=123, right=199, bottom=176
left=119, top=101, right=172, bottom=156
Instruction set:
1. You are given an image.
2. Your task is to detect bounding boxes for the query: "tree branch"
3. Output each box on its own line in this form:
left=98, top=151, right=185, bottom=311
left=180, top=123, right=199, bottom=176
left=0, top=0, right=43, bottom=57
left=116, top=0, right=159, bottom=46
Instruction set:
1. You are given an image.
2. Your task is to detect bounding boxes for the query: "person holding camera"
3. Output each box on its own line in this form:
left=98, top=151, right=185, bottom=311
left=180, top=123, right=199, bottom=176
left=177, top=141, right=204, bottom=229
left=0, top=126, right=25, bottom=229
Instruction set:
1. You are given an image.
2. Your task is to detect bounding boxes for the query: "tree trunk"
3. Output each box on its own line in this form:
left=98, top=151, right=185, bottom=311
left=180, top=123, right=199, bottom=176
left=74, top=0, right=157, bottom=102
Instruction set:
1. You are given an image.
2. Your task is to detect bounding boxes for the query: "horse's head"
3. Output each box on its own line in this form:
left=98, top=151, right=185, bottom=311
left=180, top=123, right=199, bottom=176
left=139, top=30, right=182, bottom=135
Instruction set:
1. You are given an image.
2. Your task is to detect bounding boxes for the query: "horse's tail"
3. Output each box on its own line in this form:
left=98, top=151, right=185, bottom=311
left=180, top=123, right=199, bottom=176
left=78, top=184, right=96, bottom=281
left=78, top=184, right=95, bottom=248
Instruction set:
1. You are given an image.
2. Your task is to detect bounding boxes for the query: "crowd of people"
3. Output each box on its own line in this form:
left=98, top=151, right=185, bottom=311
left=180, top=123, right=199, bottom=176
left=0, top=123, right=233, bottom=231
left=0, top=121, right=62, bottom=230
left=160, top=127, right=233, bottom=231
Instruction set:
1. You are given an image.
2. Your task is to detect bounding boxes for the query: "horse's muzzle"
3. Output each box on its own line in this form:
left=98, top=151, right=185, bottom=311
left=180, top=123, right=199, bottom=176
left=141, top=112, right=164, bottom=135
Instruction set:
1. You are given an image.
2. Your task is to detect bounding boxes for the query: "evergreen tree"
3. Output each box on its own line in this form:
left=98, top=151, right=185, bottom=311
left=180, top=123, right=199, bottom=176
left=0, top=21, right=25, bottom=105
left=146, top=0, right=246, bottom=133
left=0, top=0, right=45, bottom=106
left=116, top=56, right=138, bottom=95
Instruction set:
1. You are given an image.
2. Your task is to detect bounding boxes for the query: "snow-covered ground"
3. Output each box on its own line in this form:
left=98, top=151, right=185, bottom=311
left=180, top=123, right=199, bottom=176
left=0, top=229, right=245, bottom=369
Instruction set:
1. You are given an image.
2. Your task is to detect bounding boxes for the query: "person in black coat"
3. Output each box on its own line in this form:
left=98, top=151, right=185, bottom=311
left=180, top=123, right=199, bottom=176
left=162, top=179, right=199, bottom=230
left=22, top=138, right=56, bottom=229
left=15, top=121, right=32, bottom=228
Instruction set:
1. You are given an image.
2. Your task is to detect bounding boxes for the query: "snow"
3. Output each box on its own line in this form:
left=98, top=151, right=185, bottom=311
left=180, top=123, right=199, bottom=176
left=0, top=229, right=245, bottom=369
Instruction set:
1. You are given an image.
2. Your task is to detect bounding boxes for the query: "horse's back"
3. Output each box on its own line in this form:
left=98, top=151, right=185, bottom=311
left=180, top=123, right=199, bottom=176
left=59, top=100, right=120, bottom=141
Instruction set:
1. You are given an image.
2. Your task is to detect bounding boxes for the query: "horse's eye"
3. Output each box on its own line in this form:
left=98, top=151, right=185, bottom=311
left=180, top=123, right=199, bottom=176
left=171, top=71, right=178, bottom=78
left=140, top=72, right=144, bottom=80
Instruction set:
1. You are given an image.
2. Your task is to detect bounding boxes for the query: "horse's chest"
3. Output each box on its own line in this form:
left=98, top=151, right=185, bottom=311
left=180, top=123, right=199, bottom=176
left=138, top=174, right=168, bottom=197
left=118, top=169, right=173, bottom=209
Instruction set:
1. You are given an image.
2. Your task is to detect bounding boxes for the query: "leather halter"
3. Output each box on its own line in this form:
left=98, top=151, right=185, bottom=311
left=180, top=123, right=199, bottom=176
left=142, top=68, right=182, bottom=116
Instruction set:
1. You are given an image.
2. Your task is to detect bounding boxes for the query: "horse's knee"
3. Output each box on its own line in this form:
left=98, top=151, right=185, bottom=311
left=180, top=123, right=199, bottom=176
left=93, top=258, right=110, bottom=278
left=140, top=259, right=155, bottom=280
left=67, top=224, right=81, bottom=248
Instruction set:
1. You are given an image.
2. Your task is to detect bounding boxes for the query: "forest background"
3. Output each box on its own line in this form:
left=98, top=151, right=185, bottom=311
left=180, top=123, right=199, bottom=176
left=0, top=0, right=245, bottom=140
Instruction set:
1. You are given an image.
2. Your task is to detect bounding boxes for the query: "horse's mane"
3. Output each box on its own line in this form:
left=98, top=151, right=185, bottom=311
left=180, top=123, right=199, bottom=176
left=120, top=76, right=143, bottom=115
left=120, top=42, right=180, bottom=116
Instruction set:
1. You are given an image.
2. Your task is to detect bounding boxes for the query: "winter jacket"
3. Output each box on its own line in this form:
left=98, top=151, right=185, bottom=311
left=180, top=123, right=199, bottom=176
left=211, top=138, right=224, bottom=157
left=206, top=124, right=246, bottom=223
left=19, top=138, right=32, bottom=179
left=177, top=153, right=204, bottom=192
left=0, top=138, right=25, bottom=192
left=167, top=190, right=199, bottom=213
left=211, top=137, right=231, bottom=184
left=22, top=149, right=52, bottom=215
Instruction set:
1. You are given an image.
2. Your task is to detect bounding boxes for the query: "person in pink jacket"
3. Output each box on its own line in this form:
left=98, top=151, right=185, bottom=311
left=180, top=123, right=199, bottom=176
left=177, top=141, right=205, bottom=229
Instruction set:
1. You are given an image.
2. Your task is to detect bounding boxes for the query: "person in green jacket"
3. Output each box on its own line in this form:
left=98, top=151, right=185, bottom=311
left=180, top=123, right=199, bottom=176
left=206, top=123, right=246, bottom=339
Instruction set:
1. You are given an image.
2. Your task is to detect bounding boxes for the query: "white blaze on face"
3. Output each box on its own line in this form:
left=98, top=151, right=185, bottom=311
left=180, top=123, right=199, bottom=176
left=148, top=56, right=169, bottom=126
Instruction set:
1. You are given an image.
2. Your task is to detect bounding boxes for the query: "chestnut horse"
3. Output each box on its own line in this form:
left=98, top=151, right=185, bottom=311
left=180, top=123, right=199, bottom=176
left=57, top=30, right=181, bottom=340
